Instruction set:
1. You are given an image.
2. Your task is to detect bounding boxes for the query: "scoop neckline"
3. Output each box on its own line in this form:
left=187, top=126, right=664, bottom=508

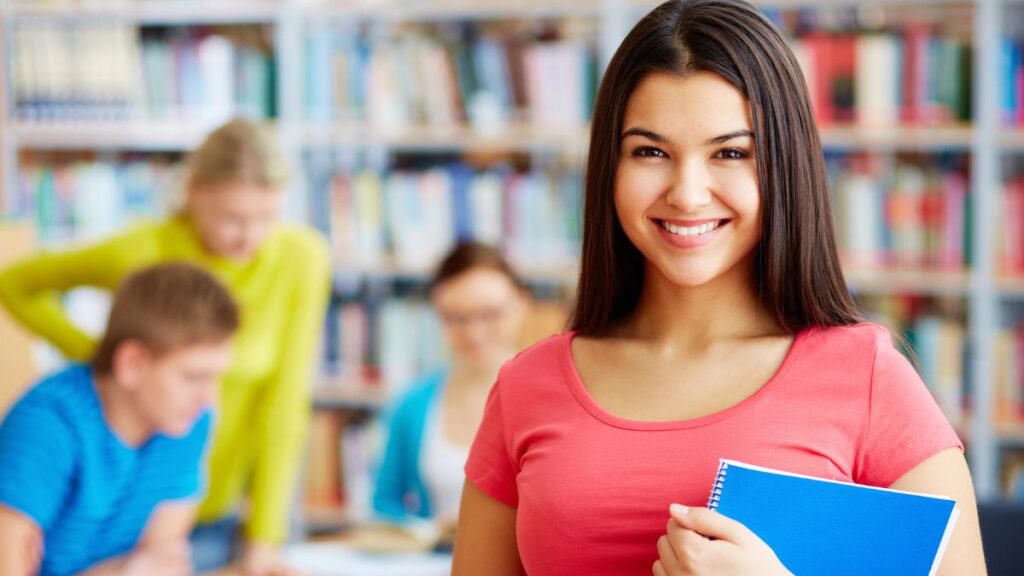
left=558, top=328, right=809, bottom=431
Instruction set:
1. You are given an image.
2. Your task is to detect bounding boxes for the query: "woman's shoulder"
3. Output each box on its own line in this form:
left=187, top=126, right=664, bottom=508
left=264, top=224, right=330, bottom=275
left=802, top=321, right=898, bottom=361
left=388, top=370, right=447, bottom=423
left=268, top=223, right=329, bottom=261
left=397, top=370, right=447, bottom=404
left=495, top=332, right=576, bottom=389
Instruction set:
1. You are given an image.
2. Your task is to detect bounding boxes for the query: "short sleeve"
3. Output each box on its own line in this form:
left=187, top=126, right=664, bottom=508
left=164, top=411, right=213, bottom=501
left=0, top=399, right=75, bottom=531
left=854, top=330, right=963, bottom=487
left=464, top=377, right=519, bottom=508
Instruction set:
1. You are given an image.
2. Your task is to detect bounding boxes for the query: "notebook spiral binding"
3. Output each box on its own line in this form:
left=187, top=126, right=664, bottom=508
left=706, top=461, right=729, bottom=510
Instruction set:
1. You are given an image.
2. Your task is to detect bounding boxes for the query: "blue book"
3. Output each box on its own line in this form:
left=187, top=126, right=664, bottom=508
left=707, top=459, right=959, bottom=576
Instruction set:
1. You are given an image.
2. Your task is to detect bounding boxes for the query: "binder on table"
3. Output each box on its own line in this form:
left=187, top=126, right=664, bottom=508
left=706, top=459, right=959, bottom=576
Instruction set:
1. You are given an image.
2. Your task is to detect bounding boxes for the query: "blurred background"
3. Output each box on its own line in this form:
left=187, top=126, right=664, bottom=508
left=0, top=0, right=1022, bottom=570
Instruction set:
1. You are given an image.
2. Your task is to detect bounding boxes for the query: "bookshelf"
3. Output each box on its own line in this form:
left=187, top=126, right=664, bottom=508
left=5, top=0, right=283, bottom=23
left=1, top=0, right=1022, bottom=533
left=14, top=122, right=210, bottom=150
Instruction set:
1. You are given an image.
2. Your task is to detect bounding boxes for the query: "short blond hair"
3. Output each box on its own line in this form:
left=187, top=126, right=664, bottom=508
left=186, top=118, right=289, bottom=190
left=92, top=263, right=240, bottom=375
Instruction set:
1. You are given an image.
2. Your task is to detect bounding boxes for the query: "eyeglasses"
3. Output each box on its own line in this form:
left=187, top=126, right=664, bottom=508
left=437, top=306, right=508, bottom=328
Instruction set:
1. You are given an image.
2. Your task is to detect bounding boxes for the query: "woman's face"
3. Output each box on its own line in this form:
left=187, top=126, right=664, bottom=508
left=187, top=182, right=283, bottom=261
left=432, top=268, right=527, bottom=368
left=614, top=71, right=762, bottom=290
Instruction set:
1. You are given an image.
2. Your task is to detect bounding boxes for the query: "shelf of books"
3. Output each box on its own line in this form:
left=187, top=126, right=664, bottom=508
left=997, top=0, right=1024, bottom=500
left=300, top=0, right=602, bottom=21
left=8, top=20, right=277, bottom=126
left=6, top=0, right=284, bottom=24
left=295, top=2, right=597, bottom=532
left=3, top=0, right=1024, bottom=529
left=300, top=124, right=590, bottom=153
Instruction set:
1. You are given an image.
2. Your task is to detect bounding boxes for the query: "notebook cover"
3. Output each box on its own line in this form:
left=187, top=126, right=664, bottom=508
left=707, top=459, right=959, bottom=576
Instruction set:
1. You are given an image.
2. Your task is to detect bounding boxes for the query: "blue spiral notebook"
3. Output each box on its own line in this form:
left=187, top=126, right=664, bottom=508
left=706, top=459, right=959, bottom=576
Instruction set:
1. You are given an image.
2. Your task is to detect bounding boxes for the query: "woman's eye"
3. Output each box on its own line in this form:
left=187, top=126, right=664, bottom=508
left=632, top=146, right=667, bottom=158
left=715, top=147, right=749, bottom=160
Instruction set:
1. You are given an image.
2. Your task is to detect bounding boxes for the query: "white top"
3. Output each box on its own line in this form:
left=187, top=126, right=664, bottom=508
left=420, top=395, right=471, bottom=523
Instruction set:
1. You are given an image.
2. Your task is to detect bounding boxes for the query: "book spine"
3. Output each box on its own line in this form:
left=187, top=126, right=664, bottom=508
left=707, top=461, right=730, bottom=510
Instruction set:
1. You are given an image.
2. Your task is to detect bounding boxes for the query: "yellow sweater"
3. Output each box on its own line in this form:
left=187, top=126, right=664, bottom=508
left=0, top=216, right=331, bottom=543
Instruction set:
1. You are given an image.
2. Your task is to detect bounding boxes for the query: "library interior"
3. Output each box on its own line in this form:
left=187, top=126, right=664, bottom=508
left=0, top=0, right=1022, bottom=574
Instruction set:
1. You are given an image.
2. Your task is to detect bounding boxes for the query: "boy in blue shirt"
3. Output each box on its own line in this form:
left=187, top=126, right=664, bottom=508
left=0, top=262, right=239, bottom=576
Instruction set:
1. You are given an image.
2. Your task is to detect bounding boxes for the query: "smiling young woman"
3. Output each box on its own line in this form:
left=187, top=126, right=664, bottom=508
left=451, top=1, right=985, bottom=575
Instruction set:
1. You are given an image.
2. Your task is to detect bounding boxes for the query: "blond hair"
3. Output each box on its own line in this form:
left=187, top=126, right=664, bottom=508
left=186, top=118, right=289, bottom=190
left=92, top=263, right=240, bottom=375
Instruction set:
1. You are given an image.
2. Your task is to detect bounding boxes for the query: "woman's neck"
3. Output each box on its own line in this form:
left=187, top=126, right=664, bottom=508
left=447, top=353, right=512, bottom=392
left=623, top=260, right=782, bottom=352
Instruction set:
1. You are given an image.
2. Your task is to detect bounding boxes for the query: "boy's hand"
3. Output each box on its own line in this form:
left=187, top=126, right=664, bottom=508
left=239, top=541, right=298, bottom=576
left=25, top=529, right=42, bottom=575
left=652, top=504, right=792, bottom=576
left=0, top=504, right=44, bottom=576
left=120, top=541, right=191, bottom=576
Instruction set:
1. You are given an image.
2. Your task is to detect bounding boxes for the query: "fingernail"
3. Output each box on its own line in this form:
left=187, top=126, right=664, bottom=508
left=670, top=503, right=688, bottom=515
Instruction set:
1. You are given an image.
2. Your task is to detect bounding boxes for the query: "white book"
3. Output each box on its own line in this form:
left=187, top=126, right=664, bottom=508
left=855, top=34, right=899, bottom=127
left=838, top=169, right=883, bottom=269
left=198, top=35, right=235, bottom=125
left=468, top=172, right=504, bottom=245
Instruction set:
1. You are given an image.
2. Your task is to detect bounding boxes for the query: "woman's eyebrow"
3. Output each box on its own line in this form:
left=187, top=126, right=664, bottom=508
left=621, top=127, right=668, bottom=143
left=620, top=127, right=754, bottom=145
left=706, top=129, right=755, bottom=144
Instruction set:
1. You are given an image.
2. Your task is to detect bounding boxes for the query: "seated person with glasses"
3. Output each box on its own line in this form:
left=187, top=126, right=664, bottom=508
left=371, top=242, right=529, bottom=542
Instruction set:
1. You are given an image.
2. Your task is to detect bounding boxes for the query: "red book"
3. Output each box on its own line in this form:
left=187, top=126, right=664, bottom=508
left=1004, top=179, right=1024, bottom=275
left=938, top=171, right=966, bottom=271
left=803, top=33, right=834, bottom=125
left=902, top=24, right=931, bottom=125
left=831, top=34, right=857, bottom=124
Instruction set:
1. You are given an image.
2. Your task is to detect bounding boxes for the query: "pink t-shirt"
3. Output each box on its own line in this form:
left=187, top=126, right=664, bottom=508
left=465, top=323, right=963, bottom=575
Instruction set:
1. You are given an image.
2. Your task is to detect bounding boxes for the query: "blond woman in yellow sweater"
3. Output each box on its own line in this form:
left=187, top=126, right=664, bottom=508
left=0, top=119, right=331, bottom=575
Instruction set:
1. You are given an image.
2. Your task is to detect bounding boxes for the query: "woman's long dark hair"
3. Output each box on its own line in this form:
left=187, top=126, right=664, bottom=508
left=571, top=0, right=861, bottom=335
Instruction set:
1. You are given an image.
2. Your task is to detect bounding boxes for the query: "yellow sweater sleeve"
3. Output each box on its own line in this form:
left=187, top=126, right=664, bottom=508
left=245, top=231, right=332, bottom=543
left=0, top=227, right=155, bottom=360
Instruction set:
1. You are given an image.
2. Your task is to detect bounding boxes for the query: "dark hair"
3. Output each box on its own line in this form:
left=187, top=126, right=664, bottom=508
left=431, top=241, right=521, bottom=292
left=93, top=263, right=240, bottom=375
left=571, top=0, right=861, bottom=335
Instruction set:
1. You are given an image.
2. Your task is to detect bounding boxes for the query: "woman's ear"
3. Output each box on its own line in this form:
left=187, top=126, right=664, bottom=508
left=110, top=340, right=152, bottom=391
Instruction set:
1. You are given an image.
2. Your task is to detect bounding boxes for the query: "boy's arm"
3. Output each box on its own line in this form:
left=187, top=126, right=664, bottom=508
left=0, top=505, right=42, bottom=576
left=75, top=503, right=197, bottom=576
left=0, top=400, right=74, bottom=576
left=139, top=501, right=198, bottom=547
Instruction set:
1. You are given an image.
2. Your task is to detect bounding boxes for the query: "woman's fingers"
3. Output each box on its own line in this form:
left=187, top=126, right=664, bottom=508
left=669, top=504, right=754, bottom=544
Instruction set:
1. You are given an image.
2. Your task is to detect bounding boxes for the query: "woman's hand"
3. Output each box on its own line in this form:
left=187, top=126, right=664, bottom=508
left=653, top=504, right=792, bottom=576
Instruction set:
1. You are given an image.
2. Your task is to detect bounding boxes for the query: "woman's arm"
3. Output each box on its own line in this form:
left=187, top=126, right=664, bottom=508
left=0, top=230, right=146, bottom=360
left=245, top=233, right=331, bottom=551
left=889, top=447, right=986, bottom=575
left=452, top=480, right=524, bottom=576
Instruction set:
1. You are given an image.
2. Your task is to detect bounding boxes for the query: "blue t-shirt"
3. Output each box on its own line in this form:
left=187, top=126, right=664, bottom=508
left=0, top=364, right=212, bottom=576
